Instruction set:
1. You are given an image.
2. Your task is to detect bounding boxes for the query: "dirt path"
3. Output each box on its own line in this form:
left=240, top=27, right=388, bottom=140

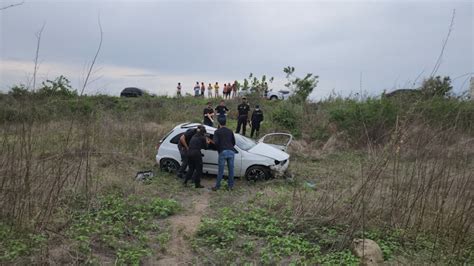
left=154, top=179, right=212, bottom=265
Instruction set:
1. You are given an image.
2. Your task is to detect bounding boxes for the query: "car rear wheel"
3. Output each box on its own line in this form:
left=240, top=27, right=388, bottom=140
left=245, top=166, right=271, bottom=182
left=160, top=158, right=180, bottom=173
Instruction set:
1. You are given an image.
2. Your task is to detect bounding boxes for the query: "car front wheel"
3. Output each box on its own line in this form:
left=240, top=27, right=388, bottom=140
left=270, top=96, right=278, bottom=100
left=245, top=166, right=271, bottom=181
left=160, top=158, right=180, bottom=173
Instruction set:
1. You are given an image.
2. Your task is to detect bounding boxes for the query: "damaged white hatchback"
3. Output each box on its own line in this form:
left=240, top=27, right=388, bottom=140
left=156, top=123, right=292, bottom=181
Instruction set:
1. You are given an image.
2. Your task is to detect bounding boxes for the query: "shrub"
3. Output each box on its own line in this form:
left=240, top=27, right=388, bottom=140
left=419, top=76, right=452, bottom=98
left=328, top=98, right=398, bottom=145
left=270, top=102, right=302, bottom=137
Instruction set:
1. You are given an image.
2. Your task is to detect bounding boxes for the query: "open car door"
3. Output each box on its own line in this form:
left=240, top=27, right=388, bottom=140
left=257, top=133, right=293, bottom=152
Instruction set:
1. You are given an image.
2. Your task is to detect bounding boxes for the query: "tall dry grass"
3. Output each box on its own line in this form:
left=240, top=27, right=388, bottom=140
left=0, top=96, right=173, bottom=231
left=286, top=113, right=473, bottom=261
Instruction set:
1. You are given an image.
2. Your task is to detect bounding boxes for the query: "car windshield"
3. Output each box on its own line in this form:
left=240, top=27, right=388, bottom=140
left=235, top=135, right=257, bottom=151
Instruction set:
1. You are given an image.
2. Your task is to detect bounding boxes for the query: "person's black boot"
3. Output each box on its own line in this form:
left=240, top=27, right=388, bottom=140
left=195, top=183, right=205, bottom=188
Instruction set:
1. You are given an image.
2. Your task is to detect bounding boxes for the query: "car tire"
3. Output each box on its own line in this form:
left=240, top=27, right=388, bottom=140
left=160, top=158, right=180, bottom=173
left=270, top=96, right=278, bottom=100
left=245, top=165, right=271, bottom=182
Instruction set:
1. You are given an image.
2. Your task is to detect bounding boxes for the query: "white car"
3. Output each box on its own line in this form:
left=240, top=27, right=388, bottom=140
left=155, top=123, right=293, bottom=181
left=266, top=89, right=293, bottom=100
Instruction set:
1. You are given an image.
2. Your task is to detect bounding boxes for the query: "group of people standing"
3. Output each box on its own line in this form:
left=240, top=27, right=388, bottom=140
left=203, top=97, right=264, bottom=138
left=175, top=97, right=264, bottom=190
left=176, top=81, right=239, bottom=99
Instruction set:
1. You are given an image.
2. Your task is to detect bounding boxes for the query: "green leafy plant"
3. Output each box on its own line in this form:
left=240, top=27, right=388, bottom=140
left=67, top=193, right=179, bottom=264
left=419, top=75, right=452, bottom=98
left=0, top=223, right=46, bottom=262
left=36, top=75, right=77, bottom=98
left=283, top=66, right=319, bottom=103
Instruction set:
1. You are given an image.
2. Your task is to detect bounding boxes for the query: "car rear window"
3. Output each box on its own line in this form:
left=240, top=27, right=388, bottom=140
left=170, top=133, right=183, bottom=144
left=160, top=129, right=175, bottom=143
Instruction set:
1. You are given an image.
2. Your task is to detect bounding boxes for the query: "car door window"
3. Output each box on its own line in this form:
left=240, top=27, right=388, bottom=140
left=170, top=133, right=183, bottom=144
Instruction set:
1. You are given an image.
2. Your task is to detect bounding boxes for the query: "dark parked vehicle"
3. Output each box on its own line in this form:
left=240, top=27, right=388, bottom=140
left=120, top=87, right=144, bottom=97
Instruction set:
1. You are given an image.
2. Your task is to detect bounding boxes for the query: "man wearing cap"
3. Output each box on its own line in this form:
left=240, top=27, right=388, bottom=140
left=235, top=97, right=250, bottom=136
left=250, top=105, right=264, bottom=138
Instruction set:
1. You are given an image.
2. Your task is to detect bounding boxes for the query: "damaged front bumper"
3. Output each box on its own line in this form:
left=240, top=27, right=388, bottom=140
left=269, top=159, right=289, bottom=177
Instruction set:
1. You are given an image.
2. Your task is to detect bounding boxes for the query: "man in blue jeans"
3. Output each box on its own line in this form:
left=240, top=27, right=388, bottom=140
left=211, top=119, right=236, bottom=191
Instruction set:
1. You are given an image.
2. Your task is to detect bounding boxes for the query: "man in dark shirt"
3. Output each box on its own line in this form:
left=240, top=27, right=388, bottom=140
left=203, top=102, right=214, bottom=127
left=212, top=119, right=236, bottom=191
left=215, top=100, right=229, bottom=126
left=177, top=128, right=198, bottom=178
left=183, top=125, right=210, bottom=188
left=250, top=105, right=264, bottom=138
left=235, top=97, right=250, bottom=136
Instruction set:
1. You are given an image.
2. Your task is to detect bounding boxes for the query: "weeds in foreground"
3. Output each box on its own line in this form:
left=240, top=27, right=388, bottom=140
left=0, top=223, right=46, bottom=262
left=193, top=193, right=359, bottom=265
left=67, top=193, right=179, bottom=264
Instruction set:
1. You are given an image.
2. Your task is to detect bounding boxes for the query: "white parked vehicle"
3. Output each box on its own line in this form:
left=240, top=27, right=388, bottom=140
left=266, top=89, right=293, bottom=100
left=156, top=123, right=292, bottom=181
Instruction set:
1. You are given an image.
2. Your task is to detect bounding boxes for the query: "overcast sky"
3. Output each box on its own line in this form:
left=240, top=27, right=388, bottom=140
left=1, top=0, right=472, bottom=98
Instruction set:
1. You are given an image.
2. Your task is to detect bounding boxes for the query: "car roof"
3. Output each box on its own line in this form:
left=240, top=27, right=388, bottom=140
left=174, top=122, right=246, bottom=138
left=122, top=87, right=143, bottom=93
left=174, top=122, right=217, bottom=133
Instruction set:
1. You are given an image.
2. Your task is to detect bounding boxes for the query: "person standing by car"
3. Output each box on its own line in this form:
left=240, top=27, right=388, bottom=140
left=177, top=127, right=199, bottom=179
left=203, top=102, right=215, bottom=127
left=212, top=119, right=236, bottom=191
left=184, top=125, right=210, bottom=188
left=250, top=105, right=264, bottom=138
left=236, top=97, right=250, bottom=136
left=214, top=82, right=219, bottom=98
left=177, top=82, right=182, bottom=97
left=215, top=100, right=229, bottom=125
left=194, top=82, right=200, bottom=97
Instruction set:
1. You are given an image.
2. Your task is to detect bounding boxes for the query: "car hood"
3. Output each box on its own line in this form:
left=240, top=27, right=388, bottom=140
left=247, top=143, right=289, bottom=161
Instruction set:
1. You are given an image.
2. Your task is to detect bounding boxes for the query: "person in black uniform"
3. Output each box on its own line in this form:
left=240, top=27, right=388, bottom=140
left=235, top=97, right=250, bottom=136
left=203, top=102, right=214, bottom=127
left=177, top=127, right=199, bottom=179
left=183, top=125, right=211, bottom=188
left=215, top=100, right=229, bottom=125
left=250, top=105, right=264, bottom=138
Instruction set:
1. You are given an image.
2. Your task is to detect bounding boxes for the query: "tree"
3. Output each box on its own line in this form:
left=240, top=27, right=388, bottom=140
left=420, top=76, right=452, bottom=98
left=283, top=66, right=319, bottom=102
left=37, top=75, right=78, bottom=97
left=242, top=73, right=274, bottom=94
left=8, top=84, right=30, bottom=98
left=242, top=78, right=250, bottom=91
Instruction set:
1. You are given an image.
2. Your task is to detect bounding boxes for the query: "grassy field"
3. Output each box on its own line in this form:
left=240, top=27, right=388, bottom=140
left=0, top=92, right=473, bottom=264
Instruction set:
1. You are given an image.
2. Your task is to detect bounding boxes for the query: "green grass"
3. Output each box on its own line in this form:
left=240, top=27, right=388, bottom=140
left=0, top=223, right=46, bottom=263
left=193, top=187, right=360, bottom=265
left=67, top=192, right=180, bottom=265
